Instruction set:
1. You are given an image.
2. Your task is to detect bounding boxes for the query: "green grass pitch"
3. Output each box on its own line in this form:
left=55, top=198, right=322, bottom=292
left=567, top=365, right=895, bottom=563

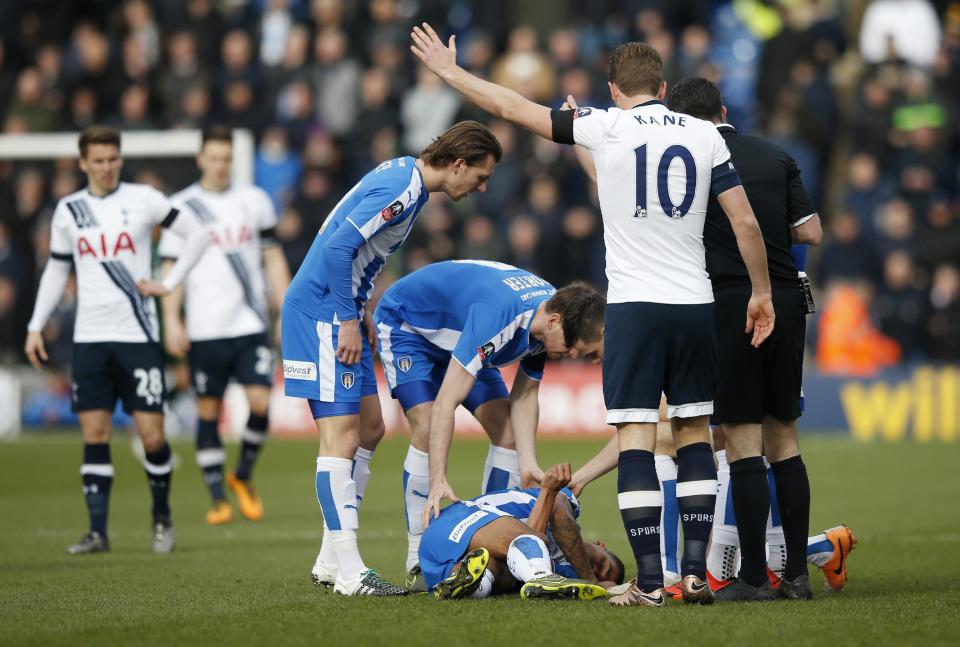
left=2, top=434, right=959, bottom=646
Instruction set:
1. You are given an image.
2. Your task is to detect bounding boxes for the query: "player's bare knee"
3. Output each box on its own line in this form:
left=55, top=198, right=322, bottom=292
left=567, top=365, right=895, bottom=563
left=654, top=422, right=676, bottom=457
left=196, top=396, right=222, bottom=421
left=721, top=423, right=763, bottom=461
left=762, top=416, right=799, bottom=462
left=361, top=416, right=386, bottom=450
left=134, top=412, right=166, bottom=453
left=475, top=399, right=513, bottom=449
left=79, top=412, right=111, bottom=443
left=617, top=422, right=657, bottom=451
left=244, top=386, right=270, bottom=417
left=405, top=401, right=432, bottom=452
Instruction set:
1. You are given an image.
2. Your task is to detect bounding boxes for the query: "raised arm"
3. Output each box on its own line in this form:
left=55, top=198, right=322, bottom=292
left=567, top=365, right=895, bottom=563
left=525, top=463, right=569, bottom=535
left=411, top=23, right=553, bottom=140
left=716, top=186, right=775, bottom=347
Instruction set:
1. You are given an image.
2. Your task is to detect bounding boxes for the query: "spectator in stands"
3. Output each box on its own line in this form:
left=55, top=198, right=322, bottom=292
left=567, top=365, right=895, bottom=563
left=311, top=27, right=361, bottom=137
left=817, top=212, right=880, bottom=286
left=915, top=200, right=960, bottom=273
left=926, top=264, right=960, bottom=359
left=401, top=65, right=461, bottom=154
left=158, top=31, right=209, bottom=123
left=875, top=251, right=929, bottom=358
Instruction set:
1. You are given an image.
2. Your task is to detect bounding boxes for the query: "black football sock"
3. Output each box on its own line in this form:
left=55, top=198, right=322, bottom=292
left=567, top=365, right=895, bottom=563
left=771, top=455, right=811, bottom=580
left=196, top=418, right=225, bottom=502
left=235, top=413, right=268, bottom=481
left=675, top=442, right=717, bottom=579
left=617, top=449, right=663, bottom=593
left=144, top=442, right=173, bottom=523
left=729, top=456, right=770, bottom=587
left=81, top=443, right=113, bottom=538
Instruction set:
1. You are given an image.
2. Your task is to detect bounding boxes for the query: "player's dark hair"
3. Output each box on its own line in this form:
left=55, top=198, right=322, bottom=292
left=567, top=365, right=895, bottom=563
left=608, top=42, right=663, bottom=97
left=608, top=550, right=626, bottom=585
left=545, top=282, right=605, bottom=346
left=666, top=77, right=724, bottom=122
left=201, top=125, right=233, bottom=147
left=78, top=125, right=121, bottom=157
left=420, top=120, right=502, bottom=168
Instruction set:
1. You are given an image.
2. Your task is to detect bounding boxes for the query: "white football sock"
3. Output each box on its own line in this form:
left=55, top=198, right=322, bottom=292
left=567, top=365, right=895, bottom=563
left=315, top=519, right=337, bottom=570
left=506, top=534, right=553, bottom=582
left=655, top=455, right=681, bottom=582
left=807, top=533, right=833, bottom=567
left=352, top=447, right=374, bottom=506
left=482, top=445, right=521, bottom=493
left=316, top=457, right=365, bottom=580
left=707, top=449, right=739, bottom=580
left=403, top=446, right=430, bottom=572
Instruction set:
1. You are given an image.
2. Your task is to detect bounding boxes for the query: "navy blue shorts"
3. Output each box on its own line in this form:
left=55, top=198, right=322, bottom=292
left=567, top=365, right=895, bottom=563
left=72, top=342, right=166, bottom=414
left=603, top=302, right=716, bottom=424
left=188, top=332, right=273, bottom=399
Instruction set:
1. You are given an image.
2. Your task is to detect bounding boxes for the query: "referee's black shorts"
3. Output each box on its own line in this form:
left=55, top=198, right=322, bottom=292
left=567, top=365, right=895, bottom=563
left=711, top=282, right=806, bottom=424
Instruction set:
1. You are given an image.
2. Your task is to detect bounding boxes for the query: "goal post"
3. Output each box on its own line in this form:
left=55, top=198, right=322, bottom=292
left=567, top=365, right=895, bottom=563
left=0, top=128, right=255, bottom=183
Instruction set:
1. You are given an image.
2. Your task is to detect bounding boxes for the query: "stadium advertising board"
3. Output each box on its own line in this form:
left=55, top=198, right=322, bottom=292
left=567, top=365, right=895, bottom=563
left=19, top=363, right=959, bottom=441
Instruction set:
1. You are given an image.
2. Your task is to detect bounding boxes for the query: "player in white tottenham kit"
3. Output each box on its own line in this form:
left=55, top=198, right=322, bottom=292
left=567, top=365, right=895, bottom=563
left=411, top=27, right=775, bottom=606
left=159, top=127, right=291, bottom=526
left=25, top=126, right=208, bottom=555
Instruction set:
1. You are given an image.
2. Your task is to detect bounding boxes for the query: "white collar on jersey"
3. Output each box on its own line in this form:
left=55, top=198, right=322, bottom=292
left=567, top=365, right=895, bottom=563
left=716, top=123, right=737, bottom=133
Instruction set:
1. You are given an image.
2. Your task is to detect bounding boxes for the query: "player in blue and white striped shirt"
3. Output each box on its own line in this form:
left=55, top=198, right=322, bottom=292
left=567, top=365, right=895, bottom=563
left=283, top=122, right=502, bottom=596
left=369, top=260, right=605, bottom=590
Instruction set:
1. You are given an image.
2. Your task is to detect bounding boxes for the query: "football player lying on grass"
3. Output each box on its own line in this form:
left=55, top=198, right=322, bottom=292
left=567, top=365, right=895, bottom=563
left=569, top=398, right=856, bottom=599
left=421, top=463, right=625, bottom=600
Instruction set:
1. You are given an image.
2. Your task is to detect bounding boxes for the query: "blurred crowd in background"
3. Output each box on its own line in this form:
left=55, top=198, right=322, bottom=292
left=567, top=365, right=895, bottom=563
left=1, top=0, right=959, bottom=385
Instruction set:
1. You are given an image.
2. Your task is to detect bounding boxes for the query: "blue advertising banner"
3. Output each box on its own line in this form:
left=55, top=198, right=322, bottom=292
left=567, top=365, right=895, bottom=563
left=801, top=364, right=959, bottom=441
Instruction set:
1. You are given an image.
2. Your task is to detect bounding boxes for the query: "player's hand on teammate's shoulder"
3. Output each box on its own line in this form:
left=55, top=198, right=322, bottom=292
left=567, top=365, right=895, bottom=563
left=410, top=23, right=457, bottom=79
left=541, top=463, right=572, bottom=493
left=745, top=292, right=776, bottom=348
left=137, top=279, right=170, bottom=297
left=423, top=479, right=459, bottom=528
left=24, top=331, right=48, bottom=371
left=560, top=94, right=578, bottom=111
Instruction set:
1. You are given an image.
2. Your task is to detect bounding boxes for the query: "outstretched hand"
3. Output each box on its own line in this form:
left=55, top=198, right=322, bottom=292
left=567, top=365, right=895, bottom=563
left=410, top=23, right=457, bottom=79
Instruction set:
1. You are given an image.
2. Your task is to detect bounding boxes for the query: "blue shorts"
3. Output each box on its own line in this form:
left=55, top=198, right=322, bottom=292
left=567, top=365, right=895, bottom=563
left=188, top=332, right=273, bottom=399
left=376, top=322, right=508, bottom=413
left=603, top=302, right=716, bottom=424
left=281, top=302, right=377, bottom=418
left=419, top=501, right=504, bottom=590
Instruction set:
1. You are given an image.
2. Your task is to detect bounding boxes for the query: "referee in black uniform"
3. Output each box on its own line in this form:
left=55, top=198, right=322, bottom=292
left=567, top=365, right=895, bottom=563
left=667, top=78, right=823, bottom=601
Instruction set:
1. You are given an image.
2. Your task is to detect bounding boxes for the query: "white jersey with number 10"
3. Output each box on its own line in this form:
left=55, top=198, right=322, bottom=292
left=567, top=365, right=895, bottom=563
left=570, top=100, right=740, bottom=305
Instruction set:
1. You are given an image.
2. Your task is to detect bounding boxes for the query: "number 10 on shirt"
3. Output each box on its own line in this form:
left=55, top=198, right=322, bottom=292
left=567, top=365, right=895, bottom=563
left=634, top=144, right=697, bottom=220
